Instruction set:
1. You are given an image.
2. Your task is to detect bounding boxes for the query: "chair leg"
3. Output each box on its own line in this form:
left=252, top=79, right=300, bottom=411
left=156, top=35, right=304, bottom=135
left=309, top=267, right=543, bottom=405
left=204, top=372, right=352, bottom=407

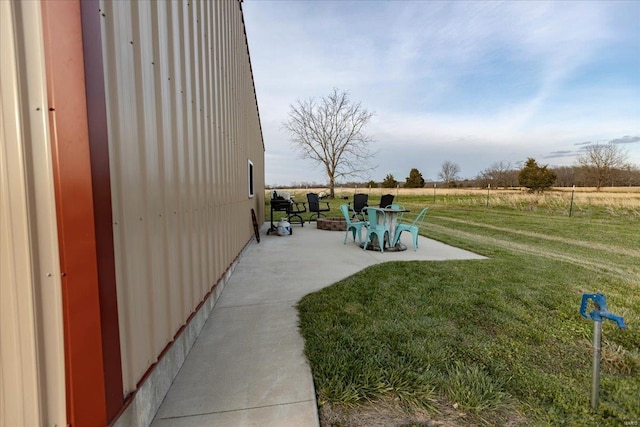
left=392, top=230, right=401, bottom=247
left=288, top=214, right=303, bottom=226
left=412, top=230, right=418, bottom=251
left=363, top=235, right=369, bottom=250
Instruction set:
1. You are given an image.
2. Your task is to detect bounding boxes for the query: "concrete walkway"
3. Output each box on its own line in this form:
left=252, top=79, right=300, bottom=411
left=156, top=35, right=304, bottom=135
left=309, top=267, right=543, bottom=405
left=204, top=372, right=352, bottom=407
left=151, top=223, right=485, bottom=426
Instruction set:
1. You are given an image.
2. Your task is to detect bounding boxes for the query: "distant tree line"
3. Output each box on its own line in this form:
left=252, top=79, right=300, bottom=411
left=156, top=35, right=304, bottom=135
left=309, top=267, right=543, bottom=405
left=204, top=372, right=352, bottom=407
left=472, top=144, right=639, bottom=189
left=272, top=122, right=640, bottom=191
left=269, top=163, right=640, bottom=191
left=368, top=143, right=639, bottom=191
left=359, top=162, right=639, bottom=190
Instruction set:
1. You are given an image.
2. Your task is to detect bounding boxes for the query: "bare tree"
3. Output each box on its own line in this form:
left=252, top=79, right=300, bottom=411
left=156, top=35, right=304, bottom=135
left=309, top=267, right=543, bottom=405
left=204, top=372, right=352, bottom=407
left=477, top=161, right=516, bottom=188
left=619, top=163, right=640, bottom=186
left=283, top=89, right=375, bottom=198
left=576, top=143, right=628, bottom=190
left=438, top=161, right=460, bottom=187
left=552, top=166, right=578, bottom=187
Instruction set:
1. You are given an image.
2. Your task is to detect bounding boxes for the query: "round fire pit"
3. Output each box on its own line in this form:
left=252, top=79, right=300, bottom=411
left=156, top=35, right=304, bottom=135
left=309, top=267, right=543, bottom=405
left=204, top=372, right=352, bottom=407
left=316, top=216, right=347, bottom=231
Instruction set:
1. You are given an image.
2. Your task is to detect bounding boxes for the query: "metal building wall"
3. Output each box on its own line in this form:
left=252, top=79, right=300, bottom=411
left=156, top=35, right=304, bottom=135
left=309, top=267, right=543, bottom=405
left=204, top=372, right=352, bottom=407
left=0, top=1, right=67, bottom=425
left=98, top=0, right=265, bottom=394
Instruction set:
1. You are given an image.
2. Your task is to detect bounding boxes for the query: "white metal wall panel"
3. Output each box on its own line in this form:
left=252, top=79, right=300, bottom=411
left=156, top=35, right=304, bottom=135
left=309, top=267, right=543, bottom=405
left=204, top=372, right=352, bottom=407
left=99, top=0, right=265, bottom=394
left=0, top=1, right=67, bottom=425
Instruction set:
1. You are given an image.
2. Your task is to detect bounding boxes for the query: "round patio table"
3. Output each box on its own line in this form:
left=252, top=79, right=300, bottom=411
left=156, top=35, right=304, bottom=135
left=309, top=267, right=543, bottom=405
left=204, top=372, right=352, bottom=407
left=360, top=207, right=409, bottom=252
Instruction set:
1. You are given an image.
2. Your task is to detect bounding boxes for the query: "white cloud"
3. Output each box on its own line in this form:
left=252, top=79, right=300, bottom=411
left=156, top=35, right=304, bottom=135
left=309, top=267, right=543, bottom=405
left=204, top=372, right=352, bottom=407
left=243, top=0, right=640, bottom=185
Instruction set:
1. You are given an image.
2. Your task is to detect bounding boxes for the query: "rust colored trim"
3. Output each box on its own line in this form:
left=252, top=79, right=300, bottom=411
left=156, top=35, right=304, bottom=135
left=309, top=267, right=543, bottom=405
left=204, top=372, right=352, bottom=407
left=41, top=0, right=108, bottom=425
left=80, top=0, right=124, bottom=422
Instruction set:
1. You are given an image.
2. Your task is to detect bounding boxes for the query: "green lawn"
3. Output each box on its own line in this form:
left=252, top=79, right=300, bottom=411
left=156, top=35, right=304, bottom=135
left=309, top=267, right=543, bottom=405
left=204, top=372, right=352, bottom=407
left=291, top=193, right=640, bottom=426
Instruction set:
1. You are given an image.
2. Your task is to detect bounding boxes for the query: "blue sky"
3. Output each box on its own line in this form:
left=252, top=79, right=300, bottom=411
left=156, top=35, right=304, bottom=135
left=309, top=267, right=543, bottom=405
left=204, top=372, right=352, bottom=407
left=242, top=1, right=640, bottom=186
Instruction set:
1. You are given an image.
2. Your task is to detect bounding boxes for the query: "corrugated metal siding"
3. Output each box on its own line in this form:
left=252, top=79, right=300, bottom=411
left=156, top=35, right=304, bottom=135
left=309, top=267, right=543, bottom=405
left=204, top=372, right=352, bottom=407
left=0, top=1, right=67, bottom=425
left=98, top=0, right=265, bottom=394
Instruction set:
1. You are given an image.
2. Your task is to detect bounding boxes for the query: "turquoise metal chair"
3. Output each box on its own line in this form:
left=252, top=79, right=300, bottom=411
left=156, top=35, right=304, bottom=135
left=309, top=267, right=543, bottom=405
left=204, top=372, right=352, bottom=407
left=339, top=204, right=367, bottom=244
left=363, top=207, right=390, bottom=253
left=392, top=207, right=429, bottom=251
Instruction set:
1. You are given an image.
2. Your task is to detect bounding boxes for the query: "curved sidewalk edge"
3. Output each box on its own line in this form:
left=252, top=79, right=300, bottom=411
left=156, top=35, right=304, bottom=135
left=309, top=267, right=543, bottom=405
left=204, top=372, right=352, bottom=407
left=151, top=223, right=485, bottom=426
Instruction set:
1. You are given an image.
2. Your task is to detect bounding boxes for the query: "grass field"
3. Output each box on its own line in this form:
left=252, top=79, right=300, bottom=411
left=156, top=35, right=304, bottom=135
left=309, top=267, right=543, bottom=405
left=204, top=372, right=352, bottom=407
left=268, top=186, right=640, bottom=219
left=272, top=188, right=640, bottom=426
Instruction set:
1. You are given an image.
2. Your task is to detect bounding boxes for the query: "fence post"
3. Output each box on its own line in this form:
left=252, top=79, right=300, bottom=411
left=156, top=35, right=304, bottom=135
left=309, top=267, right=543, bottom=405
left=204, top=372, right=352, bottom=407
left=569, top=184, right=575, bottom=217
left=486, top=184, right=491, bottom=207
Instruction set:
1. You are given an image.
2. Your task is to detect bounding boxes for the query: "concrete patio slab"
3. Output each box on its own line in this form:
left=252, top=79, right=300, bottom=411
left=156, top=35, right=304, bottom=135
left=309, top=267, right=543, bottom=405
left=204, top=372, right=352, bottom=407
left=151, top=223, right=485, bottom=426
